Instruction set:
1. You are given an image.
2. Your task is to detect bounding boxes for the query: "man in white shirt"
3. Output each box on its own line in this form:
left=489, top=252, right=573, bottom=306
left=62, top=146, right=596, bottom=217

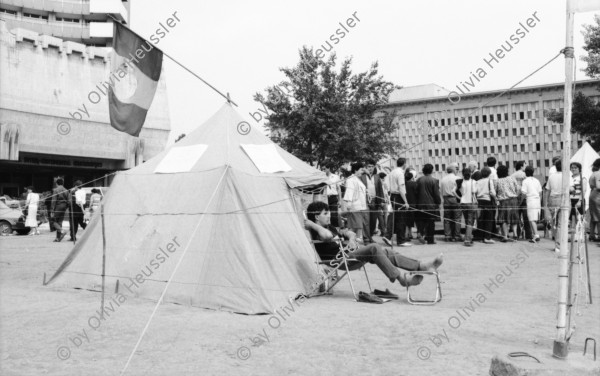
left=486, top=156, right=499, bottom=237
left=487, top=156, right=498, bottom=180
left=360, top=159, right=386, bottom=243
left=439, top=163, right=461, bottom=242
left=548, top=156, right=561, bottom=176
left=68, top=180, right=88, bottom=241
left=383, top=158, right=412, bottom=247
left=343, top=162, right=368, bottom=242
left=322, top=163, right=342, bottom=228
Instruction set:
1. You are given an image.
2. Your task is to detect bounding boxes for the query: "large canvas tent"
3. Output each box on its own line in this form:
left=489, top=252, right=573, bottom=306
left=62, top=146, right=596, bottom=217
left=46, top=104, right=327, bottom=314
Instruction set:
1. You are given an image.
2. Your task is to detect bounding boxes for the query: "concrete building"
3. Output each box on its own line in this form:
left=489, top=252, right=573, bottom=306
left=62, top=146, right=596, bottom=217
left=0, top=0, right=170, bottom=197
left=0, top=0, right=129, bottom=46
left=382, top=80, right=600, bottom=179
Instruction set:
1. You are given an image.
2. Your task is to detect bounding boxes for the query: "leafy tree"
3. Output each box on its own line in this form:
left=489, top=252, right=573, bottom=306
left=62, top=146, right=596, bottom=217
left=582, top=15, right=600, bottom=79
left=546, top=15, right=600, bottom=150
left=253, top=46, right=400, bottom=169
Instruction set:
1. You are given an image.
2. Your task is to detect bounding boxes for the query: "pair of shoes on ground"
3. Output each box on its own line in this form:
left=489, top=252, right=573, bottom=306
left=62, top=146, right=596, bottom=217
left=528, top=236, right=541, bottom=243
left=500, top=237, right=516, bottom=243
left=445, top=237, right=463, bottom=242
left=382, top=238, right=419, bottom=247
left=372, top=288, right=399, bottom=299
left=358, top=291, right=384, bottom=304
left=483, top=239, right=495, bottom=244
left=464, top=241, right=474, bottom=247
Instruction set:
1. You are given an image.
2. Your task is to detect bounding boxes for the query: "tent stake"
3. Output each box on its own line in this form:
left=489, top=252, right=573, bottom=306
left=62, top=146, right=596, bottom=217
left=100, top=203, right=107, bottom=317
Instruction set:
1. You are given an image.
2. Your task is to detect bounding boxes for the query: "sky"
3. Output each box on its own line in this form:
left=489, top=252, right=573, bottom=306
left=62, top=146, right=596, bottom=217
left=128, top=0, right=598, bottom=145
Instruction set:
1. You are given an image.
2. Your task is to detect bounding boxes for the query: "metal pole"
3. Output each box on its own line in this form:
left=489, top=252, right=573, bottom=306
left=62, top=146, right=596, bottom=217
left=100, top=203, right=107, bottom=318
left=553, top=0, right=575, bottom=359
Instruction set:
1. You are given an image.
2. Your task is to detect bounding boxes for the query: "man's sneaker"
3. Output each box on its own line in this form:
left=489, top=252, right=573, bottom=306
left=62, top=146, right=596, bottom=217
left=382, top=237, right=393, bottom=247
left=483, top=239, right=495, bottom=244
left=444, top=237, right=453, bottom=242
left=399, top=242, right=413, bottom=247
left=417, top=236, right=426, bottom=244
left=464, top=241, right=473, bottom=247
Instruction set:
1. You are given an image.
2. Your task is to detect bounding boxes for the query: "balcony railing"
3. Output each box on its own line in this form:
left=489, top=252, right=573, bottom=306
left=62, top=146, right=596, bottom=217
left=0, top=0, right=127, bottom=22
left=0, top=0, right=87, bottom=14
left=1, top=17, right=90, bottom=40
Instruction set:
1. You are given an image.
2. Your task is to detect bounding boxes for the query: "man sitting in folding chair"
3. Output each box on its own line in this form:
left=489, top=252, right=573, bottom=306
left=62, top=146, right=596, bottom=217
left=305, top=201, right=443, bottom=294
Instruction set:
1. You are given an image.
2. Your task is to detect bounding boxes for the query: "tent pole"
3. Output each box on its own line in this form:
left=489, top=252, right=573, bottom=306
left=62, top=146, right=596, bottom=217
left=584, top=232, right=592, bottom=303
left=553, top=0, right=575, bottom=359
left=100, top=203, right=107, bottom=317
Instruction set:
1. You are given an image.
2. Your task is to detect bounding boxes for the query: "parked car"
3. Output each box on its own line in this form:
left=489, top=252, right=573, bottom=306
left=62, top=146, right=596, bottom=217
left=0, top=195, right=21, bottom=210
left=0, top=200, right=29, bottom=235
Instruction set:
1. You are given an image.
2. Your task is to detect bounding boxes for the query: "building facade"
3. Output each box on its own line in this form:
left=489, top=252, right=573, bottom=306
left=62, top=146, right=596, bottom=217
left=0, top=0, right=170, bottom=197
left=382, top=80, right=600, bottom=179
left=0, top=0, right=129, bottom=46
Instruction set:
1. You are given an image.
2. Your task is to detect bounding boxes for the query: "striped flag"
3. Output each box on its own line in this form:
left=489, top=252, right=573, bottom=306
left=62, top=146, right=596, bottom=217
left=109, top=22, right=163, bottom=137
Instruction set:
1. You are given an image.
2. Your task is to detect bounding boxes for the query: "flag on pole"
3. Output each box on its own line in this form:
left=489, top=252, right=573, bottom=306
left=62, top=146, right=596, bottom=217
left=568, top=0, right=600, bottom=13
left=108, top=22, right=163, bottom=137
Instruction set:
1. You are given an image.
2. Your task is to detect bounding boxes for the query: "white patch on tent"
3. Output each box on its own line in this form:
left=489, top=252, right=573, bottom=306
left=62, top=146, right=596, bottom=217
left=240, top=144, right=292, bottom=173
left=154, top=144, right=208, bottom=174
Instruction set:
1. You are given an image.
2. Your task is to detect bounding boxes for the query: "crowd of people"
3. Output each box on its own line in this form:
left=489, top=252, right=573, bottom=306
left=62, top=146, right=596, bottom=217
left=320, top=156, right=600, bottom=249
left=17, top=179, right=103, bottom=241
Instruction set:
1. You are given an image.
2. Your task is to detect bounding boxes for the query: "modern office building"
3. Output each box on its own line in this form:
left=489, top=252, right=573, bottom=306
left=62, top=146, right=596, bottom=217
left=0, top=0, right=171, bottom=197
left=382, top=80, right=600, bottom=179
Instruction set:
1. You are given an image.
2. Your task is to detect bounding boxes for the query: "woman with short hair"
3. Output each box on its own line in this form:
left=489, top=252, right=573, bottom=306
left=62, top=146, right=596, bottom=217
left=90, top=188, right=102, bottom=216
left=569, top=162, right=587, bottom=227
left=495, top=165, right=520, bottom=242
left=24, top=186, right=40, bottom=235
left=545, top=160, right=563, bottom=243
left=521, top=166, right=542, bottom=243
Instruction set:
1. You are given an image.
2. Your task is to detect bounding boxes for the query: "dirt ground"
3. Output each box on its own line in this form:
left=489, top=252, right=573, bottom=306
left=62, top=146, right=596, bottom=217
left=1, top=226, right=599, bottom=376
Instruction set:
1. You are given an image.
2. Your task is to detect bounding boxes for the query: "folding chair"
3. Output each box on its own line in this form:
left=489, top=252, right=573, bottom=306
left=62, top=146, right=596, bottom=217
left=309, top=239, right=372, bottom=301
left=405, top=271, right=442, bottom=305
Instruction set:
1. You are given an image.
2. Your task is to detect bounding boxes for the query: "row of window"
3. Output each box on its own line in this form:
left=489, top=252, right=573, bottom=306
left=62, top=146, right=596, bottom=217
left=429, top=160, right=554, bottom=173
left=426, top=140, right=583, bottom=157
left=23, top=13, right=49, bottom=20
left=425, top=110, right=547, bottom=127
left=413, top=122, right=566, bottom=142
